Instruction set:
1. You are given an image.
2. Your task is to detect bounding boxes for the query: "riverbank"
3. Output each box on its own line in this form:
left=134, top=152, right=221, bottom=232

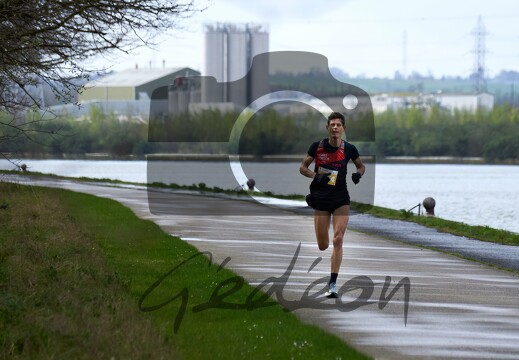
left=2, top=169, right=518, bottom=244
left=3, top=153, right=519, bottom=164
left=0, top=181, right=369, bottom=359
left=4, top=177, right=519, bottom=359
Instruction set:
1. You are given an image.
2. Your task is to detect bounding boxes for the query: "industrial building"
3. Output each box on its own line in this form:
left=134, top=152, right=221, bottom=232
left=50, top=67, right=200, bottom=120
left=202, top=23, right=269, bottom=107
left=370, top=92, right=494, bottom=113
left=71, top=22, right=271, bottom=118
left=80, top=67, right=199, bottom=102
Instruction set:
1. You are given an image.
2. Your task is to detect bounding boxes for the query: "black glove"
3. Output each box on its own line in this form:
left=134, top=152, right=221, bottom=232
left=314, top=173, right=330, bottom=185
left=351, top=172, right=362, bottom=184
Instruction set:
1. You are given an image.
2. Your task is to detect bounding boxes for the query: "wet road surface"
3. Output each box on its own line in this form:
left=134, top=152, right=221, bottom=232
left=7, top=177, right=519, bottom=360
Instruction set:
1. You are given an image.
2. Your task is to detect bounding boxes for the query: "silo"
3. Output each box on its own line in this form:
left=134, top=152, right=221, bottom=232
left=248, top=25, right=269, bottom=105
left=203, top=23, right=269, bottom=107
left=227, top=28, right=248, bottom=106
left=203, top=24, right=226, bottom=103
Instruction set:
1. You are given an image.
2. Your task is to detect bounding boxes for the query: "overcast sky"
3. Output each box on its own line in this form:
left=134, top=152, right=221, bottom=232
left=92, top=0, right=519, bottom=78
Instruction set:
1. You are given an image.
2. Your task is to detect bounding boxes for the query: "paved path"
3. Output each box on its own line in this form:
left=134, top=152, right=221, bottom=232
left=10, top=177, right=519, bottom=360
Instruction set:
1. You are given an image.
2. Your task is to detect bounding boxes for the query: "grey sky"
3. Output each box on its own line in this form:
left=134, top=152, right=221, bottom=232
left=92, top=0, right=519, bottom=78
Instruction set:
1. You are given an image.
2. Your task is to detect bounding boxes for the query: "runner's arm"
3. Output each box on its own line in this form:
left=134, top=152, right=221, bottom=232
left=299, top=155, right=316, bottom=179
left=353, top=157, right=366, bottom=177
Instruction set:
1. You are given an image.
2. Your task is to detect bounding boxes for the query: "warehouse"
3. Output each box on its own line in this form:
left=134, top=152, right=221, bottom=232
left=80, top=67, right=200, bottom=102
left=48, top=67, right=201, bottom=120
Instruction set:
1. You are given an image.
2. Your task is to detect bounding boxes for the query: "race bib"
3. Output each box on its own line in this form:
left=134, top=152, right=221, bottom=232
left=318, top=167, right=338, bottom=186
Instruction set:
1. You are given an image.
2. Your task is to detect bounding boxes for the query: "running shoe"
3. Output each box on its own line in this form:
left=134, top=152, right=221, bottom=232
left=325, top=282, right=338, bottom=298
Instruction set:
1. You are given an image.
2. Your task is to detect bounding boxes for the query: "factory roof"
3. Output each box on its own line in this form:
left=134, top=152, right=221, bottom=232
left=85, top=67, right=197, bottom=87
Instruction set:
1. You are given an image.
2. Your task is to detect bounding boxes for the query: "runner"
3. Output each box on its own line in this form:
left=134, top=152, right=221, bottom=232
left=299, top=111, right=365, bottom=298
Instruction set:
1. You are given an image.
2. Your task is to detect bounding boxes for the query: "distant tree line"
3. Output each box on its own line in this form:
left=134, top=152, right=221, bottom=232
left=374, top=105, right=519, bottom=161
left=1, top=107, right=150, bottom=157
left=1, top=105, right=518, bottom=162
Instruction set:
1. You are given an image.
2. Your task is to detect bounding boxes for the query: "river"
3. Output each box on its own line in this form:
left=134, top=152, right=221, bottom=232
left=1, top=159, right=518, bottom=234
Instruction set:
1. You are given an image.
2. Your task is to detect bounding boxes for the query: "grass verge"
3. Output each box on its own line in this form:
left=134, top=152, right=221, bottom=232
left=3, top=169, right=517, bottom=245
left=0, top=181, right=370, bottom=360
left=352, top=202, right=519, bottom=246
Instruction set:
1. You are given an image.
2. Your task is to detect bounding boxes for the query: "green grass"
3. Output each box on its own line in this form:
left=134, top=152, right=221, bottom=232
left=0, top=182, right=178, bottom=359
left=352, top=202, right=519, bottom=246
left=0, top=181, right=370, bottom=359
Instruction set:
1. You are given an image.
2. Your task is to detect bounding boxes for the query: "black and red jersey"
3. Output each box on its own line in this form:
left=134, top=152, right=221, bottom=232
left=308, top=138, right=359, bottom=192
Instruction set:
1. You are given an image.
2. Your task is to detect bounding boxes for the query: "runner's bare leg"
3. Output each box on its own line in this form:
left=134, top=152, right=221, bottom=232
left=314, top=210, right=331, bottom=250
left=331, top=205, right=349, bottom=273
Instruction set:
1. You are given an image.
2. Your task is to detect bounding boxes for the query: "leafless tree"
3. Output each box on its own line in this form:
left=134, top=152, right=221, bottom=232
left=0, top=0, right=196, bottom=162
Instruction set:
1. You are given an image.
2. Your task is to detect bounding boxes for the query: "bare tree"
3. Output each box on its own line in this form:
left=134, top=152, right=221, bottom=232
left=0, top=0, right=196, bottom=161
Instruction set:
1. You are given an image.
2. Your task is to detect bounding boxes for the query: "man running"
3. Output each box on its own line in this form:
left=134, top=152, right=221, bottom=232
left=299, top=111, right=365, bottom=298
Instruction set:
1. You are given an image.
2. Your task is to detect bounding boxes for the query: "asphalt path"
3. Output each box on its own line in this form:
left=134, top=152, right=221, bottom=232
left=7, top=176, right=519, bottom=360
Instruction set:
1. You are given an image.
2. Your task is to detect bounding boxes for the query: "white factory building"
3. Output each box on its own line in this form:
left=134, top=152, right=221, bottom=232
left=370, top=92, right=494, bottom=113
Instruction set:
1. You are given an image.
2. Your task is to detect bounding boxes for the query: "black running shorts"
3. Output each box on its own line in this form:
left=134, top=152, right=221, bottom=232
left=305, top=191, right=350, bottom=213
